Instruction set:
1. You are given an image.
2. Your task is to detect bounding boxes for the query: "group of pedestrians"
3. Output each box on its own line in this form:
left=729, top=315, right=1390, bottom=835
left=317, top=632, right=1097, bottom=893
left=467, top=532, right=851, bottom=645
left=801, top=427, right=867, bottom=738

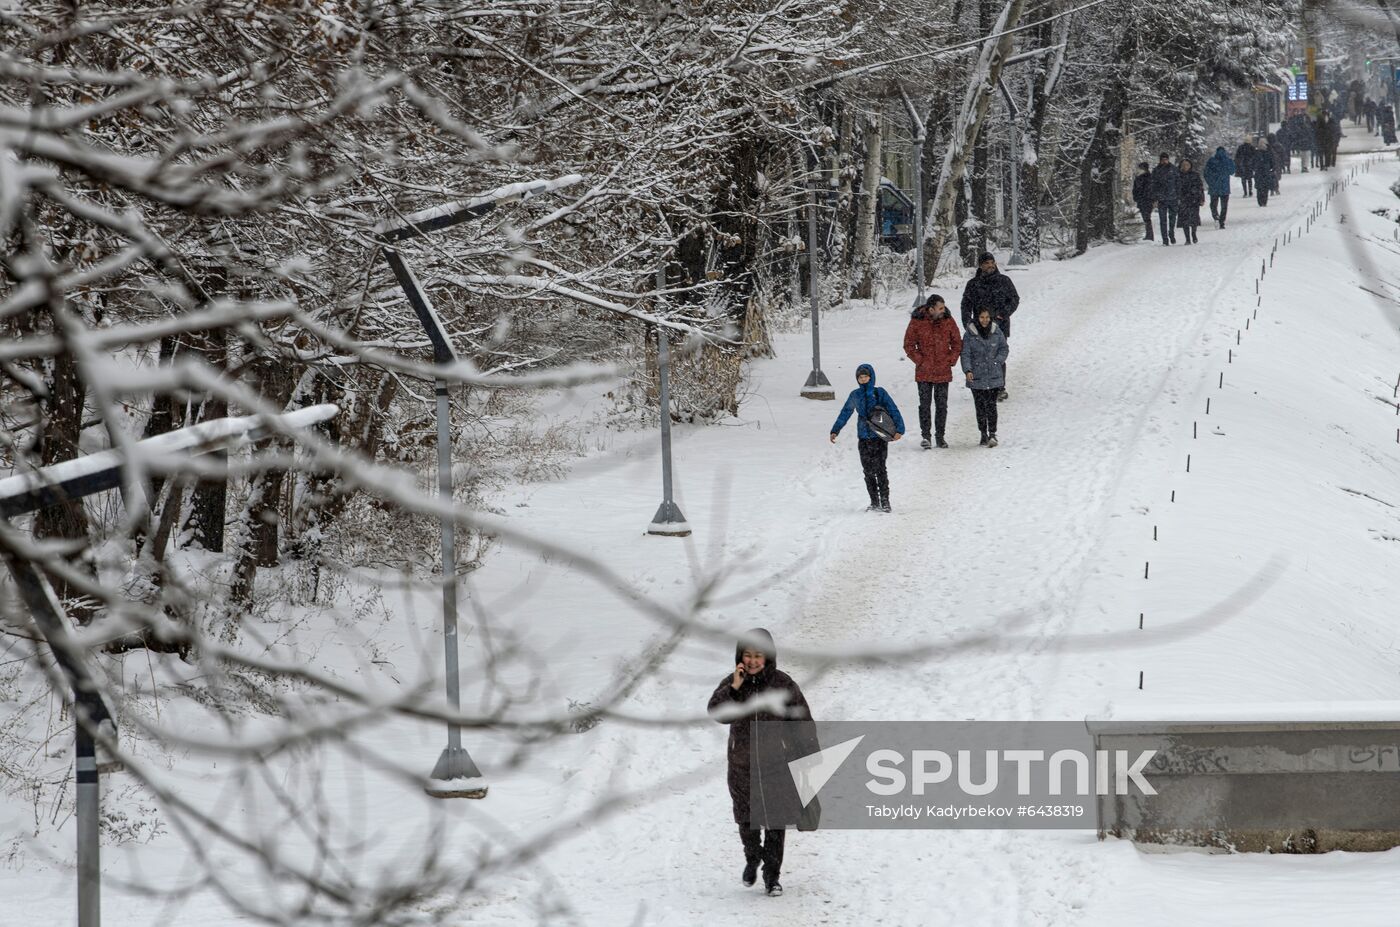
left=829, top=253, right=1019, bottom=512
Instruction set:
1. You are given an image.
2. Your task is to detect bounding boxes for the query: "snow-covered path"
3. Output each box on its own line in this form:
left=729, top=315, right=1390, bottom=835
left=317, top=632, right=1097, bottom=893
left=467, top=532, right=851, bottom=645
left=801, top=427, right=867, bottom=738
left=9, top=147, right=1400, bottom=927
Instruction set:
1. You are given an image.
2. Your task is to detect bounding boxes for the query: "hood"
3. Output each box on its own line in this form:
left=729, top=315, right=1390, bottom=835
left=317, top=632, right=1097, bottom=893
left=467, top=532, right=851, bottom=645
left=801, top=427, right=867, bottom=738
left=735, top=627, right=777, bottom=672
left=910, top=306, right=950, bottom=322
left=1214, top=146, right=1227, bottom=158
left=855, top=363, right=876, bottom=387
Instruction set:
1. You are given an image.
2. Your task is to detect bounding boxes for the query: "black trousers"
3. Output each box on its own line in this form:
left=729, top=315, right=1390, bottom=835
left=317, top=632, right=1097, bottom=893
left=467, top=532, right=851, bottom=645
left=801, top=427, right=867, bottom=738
left=917, top=381, right=949, bottom=441
left=858, top=437, right=889, bottom=505
left=1209, top=194, right=1229, bottom=225
left=739, top=826, right=786, bottom=881
left=972, top=388, right=999, bottom=437
left=1138, top=204, right=1154, bottom=238
left=1256, top=183, right=1269, bottom=206
left=1240, top=175, right=1252, bottom=195
left=1157, top=205, right=1177, bottom=242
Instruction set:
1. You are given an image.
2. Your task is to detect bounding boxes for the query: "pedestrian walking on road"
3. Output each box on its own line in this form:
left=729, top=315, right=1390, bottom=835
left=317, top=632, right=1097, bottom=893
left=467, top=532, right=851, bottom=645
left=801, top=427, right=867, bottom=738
left=708, top=628, right=820, bottom=898
left=1132, top=162, right=1156, bottom=240
left=904, top=295, right=962, bottom=449
left=959, top=252, right=1019, bottom=400
left=1381, top=104, right=1397, bottom=145
left=830, top=363, right=904, bottom=512
left=1234, top=138, right=1255, bottom=196
left=961, top=308, right=1009, bottom=448
left=1365, top=98, right=1377, bottom=134
left=1176, top=158, right=1205, bottom=244
left=1266, top=133, right=1286, bottom=193
left=1203, top=146, right=1234, bottom=228
left=1150, top=153, right=1179, bottom=245
left=1252, top=138, right=1274, bottom=206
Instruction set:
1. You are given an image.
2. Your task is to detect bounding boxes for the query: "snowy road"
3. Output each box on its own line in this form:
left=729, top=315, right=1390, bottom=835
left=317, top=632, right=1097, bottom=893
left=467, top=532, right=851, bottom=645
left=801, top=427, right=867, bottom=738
left=10, top=147, right=1400, bottom=927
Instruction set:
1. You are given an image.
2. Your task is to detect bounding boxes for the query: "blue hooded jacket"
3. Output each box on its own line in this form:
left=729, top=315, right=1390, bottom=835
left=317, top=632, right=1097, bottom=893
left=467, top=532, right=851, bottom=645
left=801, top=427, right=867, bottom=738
left=831, top=364, right=905, bottom=440
left=1203, top=147, right=1235, bottom=197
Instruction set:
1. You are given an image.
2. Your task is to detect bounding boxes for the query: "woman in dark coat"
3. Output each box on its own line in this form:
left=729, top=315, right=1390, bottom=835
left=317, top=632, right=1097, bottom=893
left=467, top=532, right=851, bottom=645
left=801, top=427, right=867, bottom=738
left=1175, top=158, right=1205, bottom=244
left=708, top=628, right=818, bottom=897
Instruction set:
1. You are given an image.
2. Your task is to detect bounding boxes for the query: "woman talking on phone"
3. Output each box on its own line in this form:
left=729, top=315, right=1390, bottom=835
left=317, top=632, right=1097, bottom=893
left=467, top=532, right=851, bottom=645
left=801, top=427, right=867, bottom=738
left=707, top=628, right=819, bottom=897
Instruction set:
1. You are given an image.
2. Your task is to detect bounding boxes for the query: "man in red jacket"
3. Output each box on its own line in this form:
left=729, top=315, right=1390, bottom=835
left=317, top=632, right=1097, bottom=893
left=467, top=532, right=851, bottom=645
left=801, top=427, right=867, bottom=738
left=903, top=294, right=963, bottom=449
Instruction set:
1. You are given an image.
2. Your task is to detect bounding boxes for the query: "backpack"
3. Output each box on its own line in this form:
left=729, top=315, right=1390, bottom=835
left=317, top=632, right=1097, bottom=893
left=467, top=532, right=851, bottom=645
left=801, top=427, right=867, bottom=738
left=858, top=390, right=898, bottom=441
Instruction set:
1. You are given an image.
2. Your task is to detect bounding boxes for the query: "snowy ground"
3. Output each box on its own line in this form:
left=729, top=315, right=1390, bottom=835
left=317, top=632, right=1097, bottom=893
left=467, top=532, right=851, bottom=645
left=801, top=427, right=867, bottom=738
left=7, top=137, right=1400, bottom=925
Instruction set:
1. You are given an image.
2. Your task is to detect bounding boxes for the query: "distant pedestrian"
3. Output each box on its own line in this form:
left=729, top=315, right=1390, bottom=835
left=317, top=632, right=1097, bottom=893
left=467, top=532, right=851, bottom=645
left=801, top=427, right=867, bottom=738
left=1203, top=146, right=1234, bottom=229
left=1326, top=115, right=1343, bottom=167
left=708, top=628, right=819, bottom=898
left=1314, top=113, right=1332, bottom=169
left=1381, top=104, right=1397, bottom=145
left=1252, top=137, right=1274, bottom=206
left=1286, top=113, right=1312, bottom=173
left=1365, top=98, right=1378, bottom=134
left=1234, top=138, right=1255, bottom=196
left=959, top=252, right=1019, bottom=400
left=1176, top=158, right=1204, bottom=244
left=1132, top=161, right=1155, bottom=240
left=904, top=294, right=962, bottom=449
left=1150, top=152, right=1179, bottom=245
left=961, top=308, right=1009, bottom=448
left=830, top=363, right=904, bottom=512
left=1267, top=133, right=1286, bottom=193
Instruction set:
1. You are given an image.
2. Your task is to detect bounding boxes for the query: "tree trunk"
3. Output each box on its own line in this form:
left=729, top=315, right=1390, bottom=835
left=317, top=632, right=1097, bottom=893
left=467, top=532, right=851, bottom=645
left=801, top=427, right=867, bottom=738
left=186, top=265, right=229, bottom=552
left=33, top=345, right=97, bottom=625
left=1074, top=18, right=1137, bottom=254
left=1017, top=9, right=1069, bottom=263
left=923, top=0, right=1028, bottom=277
left=853, top=114, right=882, bottom=299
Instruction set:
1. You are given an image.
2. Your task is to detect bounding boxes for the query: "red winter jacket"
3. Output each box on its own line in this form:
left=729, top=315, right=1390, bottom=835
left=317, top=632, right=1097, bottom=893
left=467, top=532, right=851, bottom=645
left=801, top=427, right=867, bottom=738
left=903, top=309, right=963, bottom=383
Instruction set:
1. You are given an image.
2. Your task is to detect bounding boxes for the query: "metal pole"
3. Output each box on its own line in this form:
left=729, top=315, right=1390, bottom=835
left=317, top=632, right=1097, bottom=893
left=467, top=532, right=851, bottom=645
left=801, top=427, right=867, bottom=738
left=436, top=382, right=461, bottom=752
left=0, top=549, right=110, bottom=927
left=76, top=708, right=100, bottom=927
left=800, top=145, right=835, bottom=400
left=912, top=133, right=926, bottom=301
left=1008, top=112, right=1026, bottom=265
left=648, top=259, right=689, bottom=536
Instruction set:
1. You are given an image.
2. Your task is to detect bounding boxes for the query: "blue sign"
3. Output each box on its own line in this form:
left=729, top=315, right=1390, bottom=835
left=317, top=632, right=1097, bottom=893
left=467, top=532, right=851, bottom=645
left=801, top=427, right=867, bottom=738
left=1288, top=77, right=1309, bottom=101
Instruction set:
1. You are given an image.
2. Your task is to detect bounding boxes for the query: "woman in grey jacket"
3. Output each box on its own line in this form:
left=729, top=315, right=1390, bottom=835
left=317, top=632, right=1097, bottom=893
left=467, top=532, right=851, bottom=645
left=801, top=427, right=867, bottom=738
left=961, top=308, right=1010, bottom=447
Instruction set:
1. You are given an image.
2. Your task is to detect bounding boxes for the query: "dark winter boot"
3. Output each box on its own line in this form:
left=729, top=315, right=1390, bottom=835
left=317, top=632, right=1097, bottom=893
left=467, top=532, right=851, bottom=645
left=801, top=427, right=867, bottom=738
left=742, top=859, right=759, bottom=887
left=986, top=434, right=999, bottom=448
left=765, top=881, right=783, bottom=897
left=997, top=388, right=1009, bottom=401
left=979, top=434, right=989, bottom=447
left=936, top=437, right=949, bottom=449
left=879, top=497, right=891, bottom=514
left=920, top=437, right=932, bottom=450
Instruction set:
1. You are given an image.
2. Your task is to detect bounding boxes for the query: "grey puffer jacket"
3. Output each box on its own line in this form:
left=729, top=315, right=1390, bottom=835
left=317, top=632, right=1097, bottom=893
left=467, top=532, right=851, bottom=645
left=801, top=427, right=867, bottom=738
left=960, top=322, right=1009, bottom=391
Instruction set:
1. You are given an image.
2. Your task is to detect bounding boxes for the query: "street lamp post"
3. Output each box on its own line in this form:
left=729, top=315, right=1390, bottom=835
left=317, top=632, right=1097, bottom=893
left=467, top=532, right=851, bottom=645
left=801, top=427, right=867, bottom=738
left=647, top=258, right=689, bottom=537
left=0, top=405, right=338, bottom=927
left=800, top=144, right=836, bottom=401
left=374, top=175, right=581, bottom=797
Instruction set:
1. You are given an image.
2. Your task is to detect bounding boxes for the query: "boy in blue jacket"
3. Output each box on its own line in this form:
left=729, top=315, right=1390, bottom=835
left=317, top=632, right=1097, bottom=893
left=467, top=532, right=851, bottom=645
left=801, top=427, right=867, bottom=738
left=830, top=363, right=904, bottom=512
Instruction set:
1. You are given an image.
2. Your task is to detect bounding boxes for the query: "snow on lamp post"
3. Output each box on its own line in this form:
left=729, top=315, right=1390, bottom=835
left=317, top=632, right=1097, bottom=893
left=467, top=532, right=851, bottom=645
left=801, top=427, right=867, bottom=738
left=0, top=405, right=338, bottom=927
left=647, top=258, right=689, bottom=536
left=374, top=175, right=581, bottom=798
left=800, top=144, right=836, bottom=401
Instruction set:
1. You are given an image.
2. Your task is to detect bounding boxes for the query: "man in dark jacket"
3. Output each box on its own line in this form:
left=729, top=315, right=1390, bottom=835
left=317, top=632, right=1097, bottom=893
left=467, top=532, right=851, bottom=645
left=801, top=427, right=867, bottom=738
left=1266, top=133, right=1286, bottom=193
left=1149, top=153, right=1178, bottom=245
left=1234, top=139, right=1255, bottom=196
left=959, top=252, right=1019, bottom=400
left=1132, top=162, right=1155, bottom=240
left=1203, top=147, right=1234, bottom=229
left=1365, top=98, right=1378, bottom=133
left=830, top=364, right=904, bottom=512
left=708, top=628, right=818, bottom=897
left=1325, top=116, right=1342, bottom=168
left=904, top=294, right=962, bottom=449
left=1310, top=114, right=1332, bottom=170
left=1252, top=138, right=1274, bottom=206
